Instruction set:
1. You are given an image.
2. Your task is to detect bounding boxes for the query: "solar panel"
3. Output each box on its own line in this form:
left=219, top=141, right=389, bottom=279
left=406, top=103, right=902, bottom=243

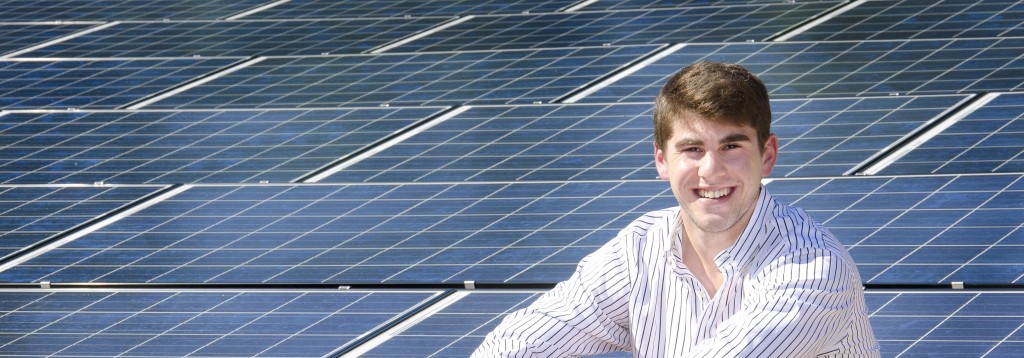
left=879, top=92, right=1024, bottom=175
left=143, top=45, right=660, bottom=109
left=0, top=58, right=239, bottom=110
left=356, top=290, right=1024, bottom=357
left=580, top=0, right=840, bottom=11
left=770, top=173, right=1024, bottom=285
left=0, top=107, right=447, bottom=184
left=787, top=0, right=1024, bottom=41
left=0, top=24, right=99, bottom=57
left=387, top=4, right=837, bottom=52
left=0, top=0, right=273, bottom=21
left=0, top=181, right=676, bottom=285
left=0, top=289, right=444, bottom=357
left=0, top=185, right=162, bottom=262
left=18, top=18, right=451, bottom=58
left=2, top=173, right=1019, bottom=286
left=321, top=95, right=970, bottom=183
left=241, top=0, right=577, bottom=19
left=868, top=291, right=1024, bottom=356
left=577, top=38, right=1024, bottom=103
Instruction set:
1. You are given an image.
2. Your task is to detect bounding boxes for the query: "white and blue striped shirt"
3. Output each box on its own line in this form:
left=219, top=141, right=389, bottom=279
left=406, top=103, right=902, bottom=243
left=474, top=188, right=879, bottom=357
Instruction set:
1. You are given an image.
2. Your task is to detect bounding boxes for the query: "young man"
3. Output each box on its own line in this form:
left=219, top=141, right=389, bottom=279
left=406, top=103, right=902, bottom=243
left=473, top=62, right=879, bottom=357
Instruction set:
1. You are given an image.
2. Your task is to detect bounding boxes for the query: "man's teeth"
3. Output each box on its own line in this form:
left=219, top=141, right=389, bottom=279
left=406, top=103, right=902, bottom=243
left=698, top=188, right=730, bottom=199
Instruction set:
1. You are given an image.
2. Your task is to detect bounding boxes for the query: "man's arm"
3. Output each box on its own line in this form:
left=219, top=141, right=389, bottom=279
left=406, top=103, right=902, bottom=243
left=690, top=247, right=878, bottom=356
left=472, top=238, right=633, bottom=357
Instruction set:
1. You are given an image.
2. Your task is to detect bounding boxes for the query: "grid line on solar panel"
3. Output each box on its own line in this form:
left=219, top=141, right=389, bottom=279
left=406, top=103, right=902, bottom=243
left=320, top=95, right=971, bottom=183
left=879, top=92, right=1024, bottom=175
left=0, top=173, right=1020, bottom=286
left=0, top=57, right=240, bottom=110
left=0, top=24, right=99, bottom=58
left=357, top=290, right=1024, bottom=357
left=0, top=107, right=447, bottom=184
left=0, top=289, right=443, bottom=357
left=387, top=3, right=837, bottom=52
left=0, top=185, right=162, bottom=263
left=579, top=0, right=841, bottom=11
left=0, top=0, right=276, bottom=21
left=17, top=18, right=454, bottom=58
left=788, top=0, right=1024, bottom=41
left=143, top=45, right=661, bottom=109
left=240, top=0, right=579, bottom=19
left=577, top=38, right=1024, bottom=102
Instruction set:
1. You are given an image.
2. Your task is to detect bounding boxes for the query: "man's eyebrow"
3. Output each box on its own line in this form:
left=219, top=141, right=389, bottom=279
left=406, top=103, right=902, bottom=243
left=722, top=133, right=752, bottom=143
left=673, top=138, right=703, bottom=150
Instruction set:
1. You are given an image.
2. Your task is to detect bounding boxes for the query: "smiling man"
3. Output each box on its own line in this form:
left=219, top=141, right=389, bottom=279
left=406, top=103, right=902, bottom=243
left=473, top=62, right=879, bottom=357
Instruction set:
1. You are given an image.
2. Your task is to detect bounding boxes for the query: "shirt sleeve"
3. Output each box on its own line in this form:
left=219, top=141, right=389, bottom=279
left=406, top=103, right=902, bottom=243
left=689, top=246, right=871, bottom=357
left=471, top=237, right=633, bottom=357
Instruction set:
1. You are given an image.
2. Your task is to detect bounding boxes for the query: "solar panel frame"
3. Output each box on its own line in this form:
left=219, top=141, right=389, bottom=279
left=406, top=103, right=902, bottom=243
left=320, top=95, right=972, bottom=183
left=0, top=288, right=446, bottom=357
left=16, top=18, right=454, bottom=58
left=787, top=0, right=1024, bottom=41
left=576, top=38, right=1024, bottom=103
left=143, top=45, right=662, bottom=109
left=0, top=57, right=242, bottom=110
left=0, top=107, right=449, bottom=184
left=387, top=3, right=838, bottom=52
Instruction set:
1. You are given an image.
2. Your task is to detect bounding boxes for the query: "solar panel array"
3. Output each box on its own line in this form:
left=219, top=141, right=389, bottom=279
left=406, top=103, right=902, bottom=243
left=0, top=0, right=1021, bottom=356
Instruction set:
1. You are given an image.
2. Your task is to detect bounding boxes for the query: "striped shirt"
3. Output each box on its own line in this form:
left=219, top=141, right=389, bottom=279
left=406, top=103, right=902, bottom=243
left=473, top=188, right=879, bottom=357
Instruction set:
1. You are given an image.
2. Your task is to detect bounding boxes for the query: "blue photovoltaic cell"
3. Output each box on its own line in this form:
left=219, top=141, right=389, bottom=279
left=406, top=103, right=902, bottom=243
left=19, top=18, right=450, bottom=58
left=580, top=0, right=839, bottom=10
left=0, top=58, right=238, bottom=110
left=578, top=38, right=1024, bottom=103
left=769, top=173, right=1024, bottom=285
left=0, top=0, right=273, bottom=21
left=362, top=291, right=1024, bottom=357
left=0, top=185, right=162, bottom=262
left=2, top=173, right=1020, bottom=286
left=0, top=289, right=442, bottom=357
left=243, top=0, right=577, bottom=18
left=322, top=95, right=968, bottom=182
left=0, top=107, right=446, bottom=184
left=868, top=291, right=1024, bottom=356
left=0, top=181, right=677, bottom=285
left=145, top=45, right=659, bottom=109
left=390, top=3, right=836, bottom=52
left=880, top=92, right=1024, bottom=175
left=0, top=24, right=97, bottom=57
left=788, top=0, right=1024, bottom=41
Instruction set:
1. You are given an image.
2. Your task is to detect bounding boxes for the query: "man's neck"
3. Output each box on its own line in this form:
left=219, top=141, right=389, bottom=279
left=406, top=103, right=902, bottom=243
left=677, top=208, right=755, bottom=298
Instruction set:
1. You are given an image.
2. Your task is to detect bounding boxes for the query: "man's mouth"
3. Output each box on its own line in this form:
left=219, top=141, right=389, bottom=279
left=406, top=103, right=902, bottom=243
left=697, top=188, right=731, bottom=199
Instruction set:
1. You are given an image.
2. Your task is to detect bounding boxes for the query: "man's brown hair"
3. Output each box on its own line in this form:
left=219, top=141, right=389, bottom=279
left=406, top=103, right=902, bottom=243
left=653, top=61, right=771, bottom=151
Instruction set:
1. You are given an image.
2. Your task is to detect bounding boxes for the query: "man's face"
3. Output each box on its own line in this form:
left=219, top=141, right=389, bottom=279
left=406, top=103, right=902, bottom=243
left=655, top=115, right=777, bottom=235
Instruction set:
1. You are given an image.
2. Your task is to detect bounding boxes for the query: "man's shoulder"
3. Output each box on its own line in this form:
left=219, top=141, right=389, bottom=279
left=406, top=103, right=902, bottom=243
left=761, top=197, right=855, bottom=264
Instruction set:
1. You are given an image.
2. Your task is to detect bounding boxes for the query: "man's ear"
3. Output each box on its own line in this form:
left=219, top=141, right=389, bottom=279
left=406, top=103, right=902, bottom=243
left=761, top=134, right=779, bottom=177
left=655, top=143, right=669, bottom=180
